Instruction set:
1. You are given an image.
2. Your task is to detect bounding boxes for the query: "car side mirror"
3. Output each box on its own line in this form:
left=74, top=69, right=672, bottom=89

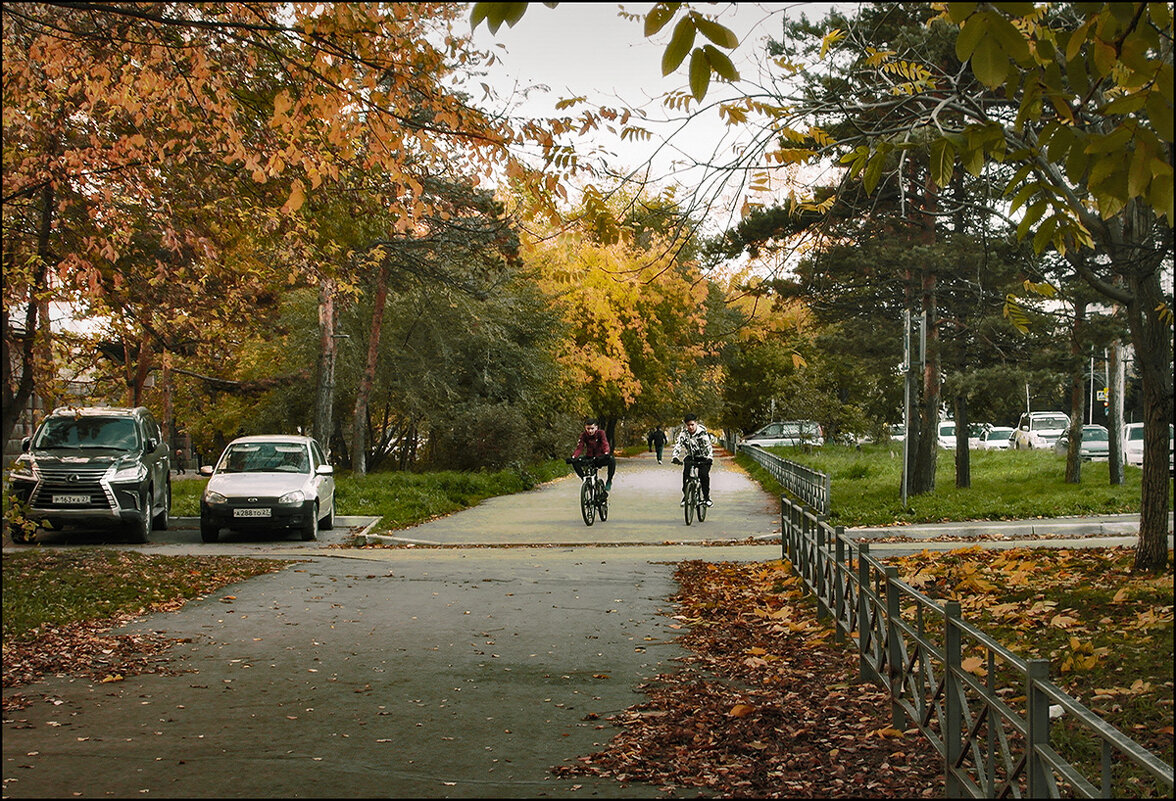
left=21, top=437, right=30, bottom=452
left=315, top=464, right=334, bottom=476
left=199, top=465, right=214, bottom=477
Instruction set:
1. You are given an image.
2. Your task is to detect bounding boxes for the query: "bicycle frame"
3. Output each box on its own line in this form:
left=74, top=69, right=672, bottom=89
left=568, top=456, right=608, bottom=526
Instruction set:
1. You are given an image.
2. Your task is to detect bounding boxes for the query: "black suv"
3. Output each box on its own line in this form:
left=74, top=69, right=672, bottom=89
left=7, top=406, right=171, bottom=543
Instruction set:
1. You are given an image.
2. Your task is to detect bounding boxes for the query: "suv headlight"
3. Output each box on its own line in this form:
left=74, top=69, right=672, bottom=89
left=204, top=490, right=228, bottom=505
left=278, top=490, right=305, bottom=505
left=109, top=461, right=148, bottom=483
left=9, top=456, right=36, bottom=482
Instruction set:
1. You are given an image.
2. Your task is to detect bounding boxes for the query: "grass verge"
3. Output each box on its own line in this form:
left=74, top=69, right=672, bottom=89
left=737, top=443, right=1163, bottom=527
left=885, top=545, right=1173, bottom=794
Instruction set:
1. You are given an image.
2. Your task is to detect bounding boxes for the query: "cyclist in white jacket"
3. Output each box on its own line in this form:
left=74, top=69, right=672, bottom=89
left=671, top=414, right=714, bottom=506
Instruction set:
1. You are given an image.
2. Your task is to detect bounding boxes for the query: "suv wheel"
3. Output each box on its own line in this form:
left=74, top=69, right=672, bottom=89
left=127, top=493, right=150, bottom=544
left=7, top=523, right=36, bottom=544
left=152, top=480, right=171, bottom=531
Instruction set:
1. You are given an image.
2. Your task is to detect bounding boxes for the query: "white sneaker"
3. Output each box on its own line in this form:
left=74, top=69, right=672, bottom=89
left=705, top=499, right=713, bottom=507
left=680, top=497, right=686, bottom=507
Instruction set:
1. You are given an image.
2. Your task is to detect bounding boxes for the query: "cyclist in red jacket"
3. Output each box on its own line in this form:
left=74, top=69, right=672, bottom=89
left=571, top=417, right=616, bottom=492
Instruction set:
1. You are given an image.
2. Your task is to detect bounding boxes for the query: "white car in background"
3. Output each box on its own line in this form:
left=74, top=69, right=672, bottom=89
left=1053, top=424, right=1110, bottom=461
left=1013, top=411, right=1071, bottom=450
left=977, top=426, right=1016, bottom=450
left=742, top=420, right=824, bottom=449
left=1124, top=423, right=1175, bottom=470
left=938, top=421, right=986, bottom=449
left=199, top=435, right=335, bottom=543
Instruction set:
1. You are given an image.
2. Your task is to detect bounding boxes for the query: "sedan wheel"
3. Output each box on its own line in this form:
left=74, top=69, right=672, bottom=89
left=319, top=501, right=333, bottom=531
left=301, top=506, right=317, bottom=541
left=200, top=516, right=219, bottom=543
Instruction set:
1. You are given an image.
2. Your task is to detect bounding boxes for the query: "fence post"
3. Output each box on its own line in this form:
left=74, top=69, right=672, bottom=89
left=944, top=600, right=962, bottom=798
left=823, top=471, right=831, bottom=515
left=857, top=542, right=874, bottom=683
left=885, top=565, right=906, bottom=728
left=780, top=498, right=789, bottom=563
left=816, top=516, right=828, bottom=621
left=1026, top=659, right=1052, bottom=798
left=834, top=527, right=845, bottom=644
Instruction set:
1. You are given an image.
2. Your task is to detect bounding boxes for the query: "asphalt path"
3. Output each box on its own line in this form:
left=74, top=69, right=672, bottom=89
left=1, top=453, right=784, bottom=799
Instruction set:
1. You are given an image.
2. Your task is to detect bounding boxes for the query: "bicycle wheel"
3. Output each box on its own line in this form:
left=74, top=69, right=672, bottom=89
left=684, top=480, right=696, bottom=525
left=580, top=478, right=595, bottom=526
left=697, top=491, right=707, bottom=522
left=598, top=491, right=608, bottom=521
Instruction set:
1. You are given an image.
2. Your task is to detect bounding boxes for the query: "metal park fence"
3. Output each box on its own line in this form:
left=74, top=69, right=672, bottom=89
left=779, top=496, right=1174, bottom=798
left=738, top=443, right=831, bottom=514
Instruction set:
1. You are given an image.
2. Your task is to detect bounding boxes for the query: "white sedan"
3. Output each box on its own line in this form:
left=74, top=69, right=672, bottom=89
left=199, top=435, right=335, bottom=543
left=977, top=426, right=1016, bottom=450
left=1124, top=423, right=1175, bottom=470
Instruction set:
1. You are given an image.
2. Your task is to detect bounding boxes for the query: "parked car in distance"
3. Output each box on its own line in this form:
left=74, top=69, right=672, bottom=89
left=1013, top=411, right=1071, bottom=450
left=199, top=435, right=335, bottom=543
left=1124, top=422, right=1175, bottom=471
left=888, top=423, right=906, bottom=443
left=938, top=421, right=987, bottom=449
left=976, top=426, right=1015, bottom=450
left=1053, top=424, right=1110, bottom=461
left=7, top=406, right=171, bottom=543
left=742, top=420, right=824, bottom=449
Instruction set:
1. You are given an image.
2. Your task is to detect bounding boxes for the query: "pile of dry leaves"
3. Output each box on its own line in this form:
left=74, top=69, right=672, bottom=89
left=555, top=559, right=945, bottom=797
left=2, top=616, right=185, bottom=712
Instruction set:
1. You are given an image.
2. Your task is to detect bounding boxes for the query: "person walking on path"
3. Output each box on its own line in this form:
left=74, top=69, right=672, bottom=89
left=572, top=417, right=616, bottom=492
left=671, top=413, right=713, bottom=506
left=647, top=425, right=667, bottom=464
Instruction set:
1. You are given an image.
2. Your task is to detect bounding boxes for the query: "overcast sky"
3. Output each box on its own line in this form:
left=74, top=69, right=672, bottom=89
left=464, top=3, right=838, bottom=232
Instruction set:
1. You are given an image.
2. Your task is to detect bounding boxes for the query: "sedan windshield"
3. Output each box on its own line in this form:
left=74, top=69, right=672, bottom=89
left=33, top=417, right=139, bottom=450
left=219, top=443, right=310, bottom=474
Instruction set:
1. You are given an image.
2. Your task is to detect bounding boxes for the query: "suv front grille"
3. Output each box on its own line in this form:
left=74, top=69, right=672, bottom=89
left=30, top=464, right=115, bottom=510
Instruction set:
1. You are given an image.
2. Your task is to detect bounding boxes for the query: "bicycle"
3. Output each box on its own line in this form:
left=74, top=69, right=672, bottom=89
left=675, top=441, right=712, bottom=525
left=566, top=457, right=609, bottom=526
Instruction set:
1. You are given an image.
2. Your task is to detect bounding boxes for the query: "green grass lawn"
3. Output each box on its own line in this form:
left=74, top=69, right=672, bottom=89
left=737, top=443, right=1162, bottom=528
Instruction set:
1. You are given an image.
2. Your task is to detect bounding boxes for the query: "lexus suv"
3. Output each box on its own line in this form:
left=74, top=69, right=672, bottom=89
left=7, top=406, right=171, bottom=543
left=1012, top=411, right=1071, bottom=450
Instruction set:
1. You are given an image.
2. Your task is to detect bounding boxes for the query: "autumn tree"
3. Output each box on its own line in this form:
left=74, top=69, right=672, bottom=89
left=526, top=187, right=715, bottom=445
left=2, top=2, right=562, bottom=452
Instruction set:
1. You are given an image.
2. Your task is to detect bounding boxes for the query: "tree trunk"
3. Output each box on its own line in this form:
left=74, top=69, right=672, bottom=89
left=954, top=395, right=970, bottom=489
left=909, top=170, right=940, bottom=496
left=1107, top=339, right=1125, bottom=485
left=313, top=278, right=337, bottom=454
left=2, top=183, right=54, bottom=448
left=351, top=264, right=389, bottom=477
left=1127, top=271, right=1173, bottom=572
left=1064, top=300, right=1086, bottom=484
left=910, top=277, right=938, bottom=496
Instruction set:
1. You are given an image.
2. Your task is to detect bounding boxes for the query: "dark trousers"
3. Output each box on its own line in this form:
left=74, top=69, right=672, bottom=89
left=574, top=454, right=615, bottom=483
left=681, top=458, right=711, bottom=499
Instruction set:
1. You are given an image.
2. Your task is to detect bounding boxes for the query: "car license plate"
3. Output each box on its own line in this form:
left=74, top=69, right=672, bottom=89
left=233, top=508, right=271, bottom=518
left=53, top=494, right=90, bottom=505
